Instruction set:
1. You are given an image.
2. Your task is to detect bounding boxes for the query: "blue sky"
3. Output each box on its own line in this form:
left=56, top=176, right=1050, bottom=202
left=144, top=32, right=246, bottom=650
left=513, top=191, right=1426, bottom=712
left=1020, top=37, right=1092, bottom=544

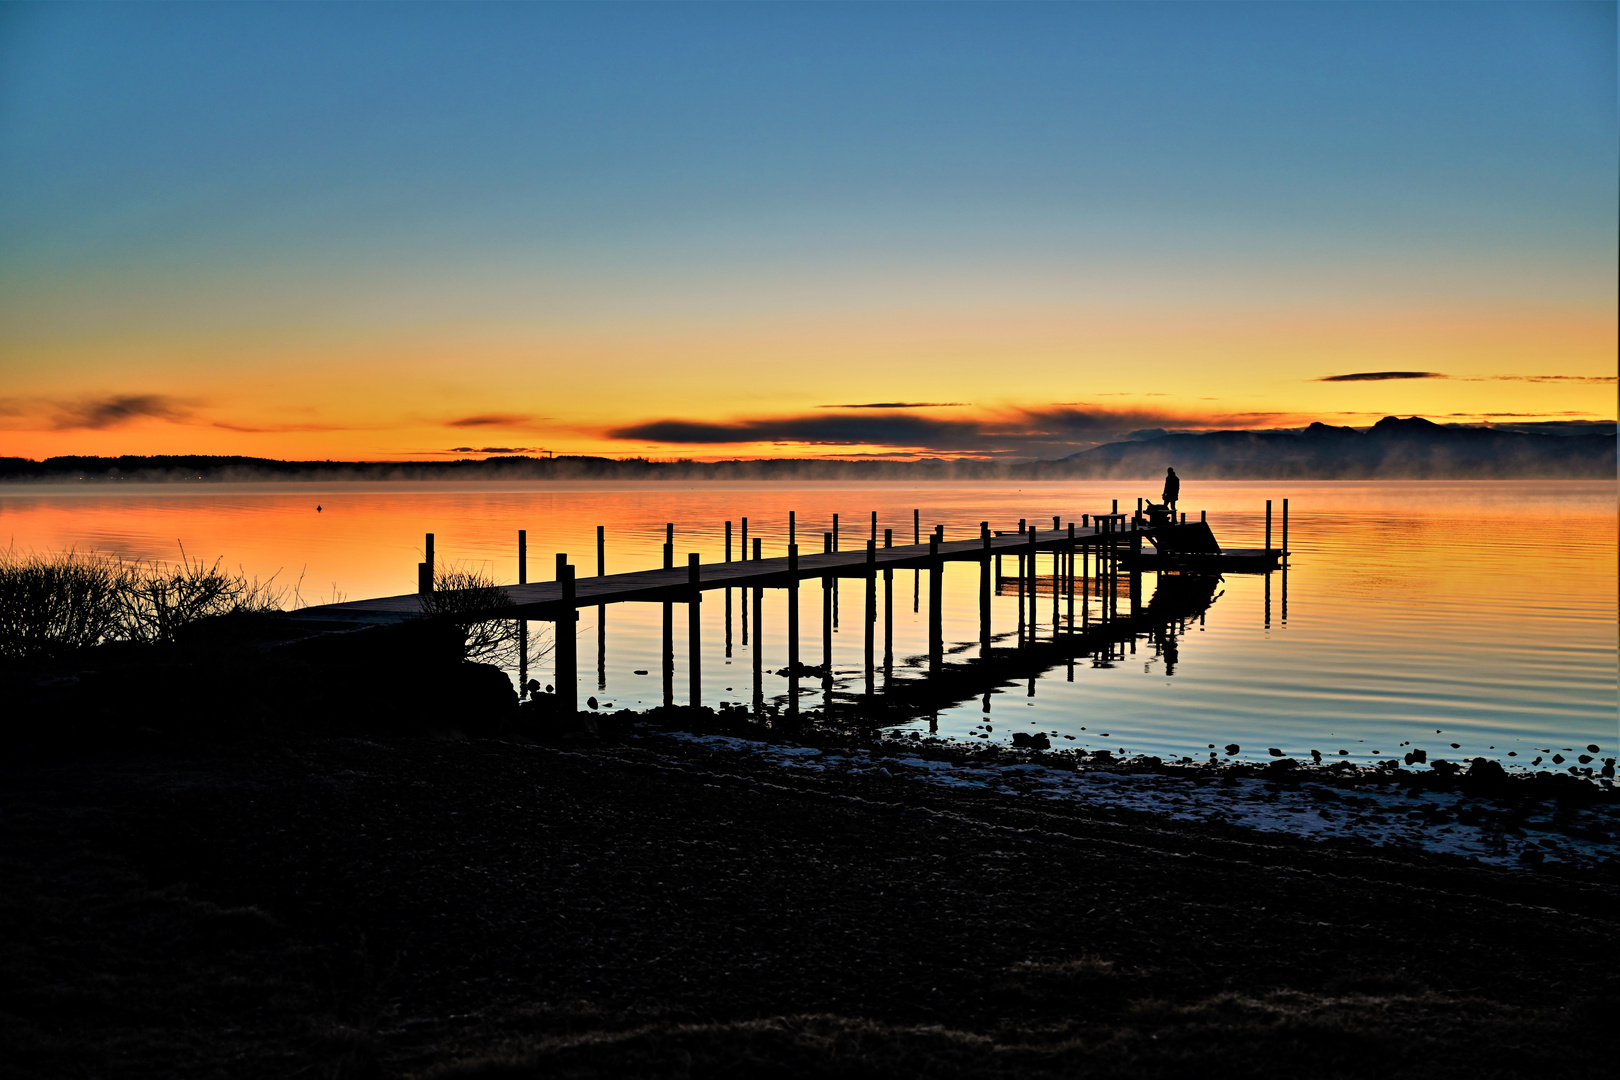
left=1, top=2, right=1614, bottom=459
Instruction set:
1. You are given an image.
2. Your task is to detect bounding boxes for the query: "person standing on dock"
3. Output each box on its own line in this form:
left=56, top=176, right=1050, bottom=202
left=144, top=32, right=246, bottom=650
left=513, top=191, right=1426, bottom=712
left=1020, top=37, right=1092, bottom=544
left=1162, top=467, right=1180, bottom=515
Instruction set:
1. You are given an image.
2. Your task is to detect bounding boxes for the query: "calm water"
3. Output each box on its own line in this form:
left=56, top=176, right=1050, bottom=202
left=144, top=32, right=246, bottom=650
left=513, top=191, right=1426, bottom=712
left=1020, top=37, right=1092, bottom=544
left=3, top=479, right=1614, bottom=770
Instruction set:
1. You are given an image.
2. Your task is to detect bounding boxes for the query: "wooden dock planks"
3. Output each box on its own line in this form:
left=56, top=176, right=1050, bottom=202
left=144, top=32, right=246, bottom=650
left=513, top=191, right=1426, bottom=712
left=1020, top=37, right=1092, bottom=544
left=293, top=526, right=1139, bottom=626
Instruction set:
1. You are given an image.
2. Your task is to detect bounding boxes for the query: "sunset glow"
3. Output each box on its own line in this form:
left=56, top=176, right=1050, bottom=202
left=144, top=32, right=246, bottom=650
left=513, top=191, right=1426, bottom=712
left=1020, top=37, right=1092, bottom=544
left=2, top=3, right=1614, bottom=462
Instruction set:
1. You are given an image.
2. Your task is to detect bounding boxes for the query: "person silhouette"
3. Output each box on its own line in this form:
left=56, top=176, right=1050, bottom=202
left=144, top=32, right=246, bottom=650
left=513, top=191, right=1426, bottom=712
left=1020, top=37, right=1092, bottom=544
left=1162, top=468, right=1180, bottom=516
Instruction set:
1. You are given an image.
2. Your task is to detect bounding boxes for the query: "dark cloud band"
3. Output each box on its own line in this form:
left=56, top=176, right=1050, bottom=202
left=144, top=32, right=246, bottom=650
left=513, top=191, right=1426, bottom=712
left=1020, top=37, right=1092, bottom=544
left=1319, top=371, right=1447, bottom=382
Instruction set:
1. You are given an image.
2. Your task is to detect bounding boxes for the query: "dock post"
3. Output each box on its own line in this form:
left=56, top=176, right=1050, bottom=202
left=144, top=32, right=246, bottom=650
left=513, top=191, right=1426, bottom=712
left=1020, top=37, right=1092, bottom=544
left=1067, top=523, right=1077, bottom=636
left=824, top=531, right=832, bottom=555
left=1281, top=498, right=1289, bottom=561
left=595, top=526, right=606, bottom=689
left=821, top=569, right=832, bottom=678
left=1028, top=528, right=1039, bottom=642
left=787, top=556, right=800, bottom=722
left=741, top=517, right=748, bottom=560
left=664, top=523, right=674, bottom=571
left=662, top=600, right=674, bottom=707
left=425, top=532, right=435, bottom=582
left=518, top=531, right=531, bottom=693
left=597, top=604, right=606, bottom=691
left=832, top=513, right=839, bottom=552
left=884, top=528, right=892, bottom=549
left=1130, top=528, right=1142, bottom=617
left=725, top=520, right=732, bottom=563
left=1265, top=500, right=1273, bottom=552
left=557, top=564, right=577, bottom=715
left=883, top=563, right=894, bottom=683
left=864, top=540, right=876, bottom=696
left=752, top=584, right=764, bottom=715
left=688, top=554, right=701, bottom=707
left=1201, top=510, right=1206, bottom=523
left=1082, top=541, right=1090, bottom=628
left=418, top=562, right=432, bottom=595
left=928, top=537, right=943, bottom=673
left=870, top=511, right=877, bottom=545
left=789, top=511, right=796, bottom=548
left=753, top=537, right=762, bottom=562
left=913, top=509, right=920, bottom=545
left=1015, top=540, right=1026, bottom=644
left=979, top=528, right=991, bottom=659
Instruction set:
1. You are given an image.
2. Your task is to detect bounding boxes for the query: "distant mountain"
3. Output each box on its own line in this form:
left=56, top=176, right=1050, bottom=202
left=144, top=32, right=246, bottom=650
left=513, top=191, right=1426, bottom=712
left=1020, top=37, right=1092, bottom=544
left=1052, top=416, right=1616, bottom=479
left=1, top=416, right=1613, bottom=482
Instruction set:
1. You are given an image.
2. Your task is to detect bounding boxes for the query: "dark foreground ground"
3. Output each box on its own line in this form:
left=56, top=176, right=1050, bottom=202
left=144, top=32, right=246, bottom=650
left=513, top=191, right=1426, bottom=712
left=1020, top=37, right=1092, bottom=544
left=3, top=732, right=1616, bottom=1079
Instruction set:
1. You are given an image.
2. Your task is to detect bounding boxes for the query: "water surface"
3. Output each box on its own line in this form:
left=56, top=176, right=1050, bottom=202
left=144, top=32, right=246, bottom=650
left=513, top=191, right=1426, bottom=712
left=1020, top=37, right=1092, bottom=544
left=3, top=479, right=1613, bottom=770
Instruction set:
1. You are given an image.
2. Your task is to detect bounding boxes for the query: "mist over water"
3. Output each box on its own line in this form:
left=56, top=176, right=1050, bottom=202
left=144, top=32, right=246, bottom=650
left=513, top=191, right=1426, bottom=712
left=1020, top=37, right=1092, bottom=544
left=2, top=480, right=1613, bottom=769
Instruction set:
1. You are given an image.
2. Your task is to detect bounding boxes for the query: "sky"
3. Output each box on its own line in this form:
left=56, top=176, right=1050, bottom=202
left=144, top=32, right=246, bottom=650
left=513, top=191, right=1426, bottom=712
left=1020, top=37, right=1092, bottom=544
left=1, top=1, right=1615, bottom=462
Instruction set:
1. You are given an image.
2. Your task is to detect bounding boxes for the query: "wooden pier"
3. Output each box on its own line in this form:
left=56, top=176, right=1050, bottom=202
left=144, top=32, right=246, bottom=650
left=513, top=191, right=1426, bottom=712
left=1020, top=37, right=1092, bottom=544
left=293, top=502, right=1286, bottom=721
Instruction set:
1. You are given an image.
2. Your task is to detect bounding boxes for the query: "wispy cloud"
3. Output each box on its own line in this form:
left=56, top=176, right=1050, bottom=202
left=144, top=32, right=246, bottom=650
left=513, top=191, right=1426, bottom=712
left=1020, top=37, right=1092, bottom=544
left=1463, top=374, right=1618, bottom=383
left=1318, top=371, right=1447, bottom=382
left=445, top=414, right=542, bottom=428
left=211, top=421, right=353, bottom=433
left=44, top=394, right=194, bottom=430
left=608, top=405, right=1292, bottom=457
left=816, top=402, right=967, bottom=409
left=1318, top=371, right=1615, bottom=384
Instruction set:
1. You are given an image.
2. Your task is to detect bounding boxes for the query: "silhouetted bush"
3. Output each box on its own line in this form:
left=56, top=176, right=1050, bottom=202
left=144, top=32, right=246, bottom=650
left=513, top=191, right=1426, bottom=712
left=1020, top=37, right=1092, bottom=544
left=0, top=548, right=287, bottom=661
left=419, top=564, right=550, bottom=667
left=0, top=551, right=130, bottom=661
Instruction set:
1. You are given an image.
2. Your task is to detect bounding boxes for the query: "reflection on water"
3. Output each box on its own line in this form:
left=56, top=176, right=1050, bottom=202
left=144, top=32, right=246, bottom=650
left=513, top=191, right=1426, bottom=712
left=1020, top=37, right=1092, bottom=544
left=2, top=480, right=1613, bottom=769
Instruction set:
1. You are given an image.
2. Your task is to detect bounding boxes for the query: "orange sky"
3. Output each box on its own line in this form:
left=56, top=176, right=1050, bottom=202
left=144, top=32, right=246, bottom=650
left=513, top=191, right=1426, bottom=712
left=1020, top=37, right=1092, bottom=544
left=2, top=4, right=1614, bottom=462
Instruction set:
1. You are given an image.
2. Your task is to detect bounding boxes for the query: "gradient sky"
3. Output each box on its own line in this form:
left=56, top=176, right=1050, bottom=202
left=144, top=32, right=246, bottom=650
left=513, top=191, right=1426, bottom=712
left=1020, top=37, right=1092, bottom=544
left=1, top=1, right=1615, bottom=461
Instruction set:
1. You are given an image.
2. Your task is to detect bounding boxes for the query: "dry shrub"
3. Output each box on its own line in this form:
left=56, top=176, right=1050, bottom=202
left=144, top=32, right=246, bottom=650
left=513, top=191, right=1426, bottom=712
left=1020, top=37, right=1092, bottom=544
left=419, top=565, right=550, bottom=667
left=119, top=549, right=285, bottom=644
left=0, top=550, right=129, bottom=660
left=0, top=547, right=290, bottom=661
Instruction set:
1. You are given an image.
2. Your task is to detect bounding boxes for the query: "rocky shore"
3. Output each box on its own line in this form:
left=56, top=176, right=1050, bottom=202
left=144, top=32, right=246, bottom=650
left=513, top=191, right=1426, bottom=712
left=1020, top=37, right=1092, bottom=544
left=3, top=721, right=1616, bottom=1079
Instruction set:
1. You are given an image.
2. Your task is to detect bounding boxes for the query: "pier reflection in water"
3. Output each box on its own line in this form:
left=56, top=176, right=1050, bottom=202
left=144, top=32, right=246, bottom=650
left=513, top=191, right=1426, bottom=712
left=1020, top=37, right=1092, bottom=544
left=2, top=480, right=1610, bottom=768
left=515, top=519, right=1270, bottom=754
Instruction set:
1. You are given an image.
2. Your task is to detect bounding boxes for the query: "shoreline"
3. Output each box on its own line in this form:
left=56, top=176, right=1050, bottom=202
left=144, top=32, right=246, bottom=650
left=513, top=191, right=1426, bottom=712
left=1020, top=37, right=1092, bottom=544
left=3, top=729, right=1615, bottom=1078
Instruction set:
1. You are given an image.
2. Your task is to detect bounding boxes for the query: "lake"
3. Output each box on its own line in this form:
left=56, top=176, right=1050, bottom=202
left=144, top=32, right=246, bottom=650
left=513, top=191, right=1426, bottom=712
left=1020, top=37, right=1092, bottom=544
left=3, top=478, right=1614, bottom=772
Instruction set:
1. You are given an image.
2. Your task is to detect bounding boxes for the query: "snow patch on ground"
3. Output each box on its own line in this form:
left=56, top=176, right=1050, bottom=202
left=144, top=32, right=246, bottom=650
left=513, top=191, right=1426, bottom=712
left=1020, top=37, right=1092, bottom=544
left=658, top=732, right=1618, bottom=871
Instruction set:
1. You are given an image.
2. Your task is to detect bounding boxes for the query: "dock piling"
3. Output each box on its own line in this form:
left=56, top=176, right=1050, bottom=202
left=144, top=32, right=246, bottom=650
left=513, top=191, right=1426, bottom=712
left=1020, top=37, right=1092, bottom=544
left=688, top=553, right=701, bottom=706
left=725, top=521, right=732, bottom=563
left=752, top=584, right=764, bottom=714
left=556, top=564, right=577, bottom=715
left=596, top=526, right=605, bottom=577
left=518, top=530, right=527, bottom=584
left=864, top=549, right=876, bottom=697
left=1266, top=500, right=1273, bottom=551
